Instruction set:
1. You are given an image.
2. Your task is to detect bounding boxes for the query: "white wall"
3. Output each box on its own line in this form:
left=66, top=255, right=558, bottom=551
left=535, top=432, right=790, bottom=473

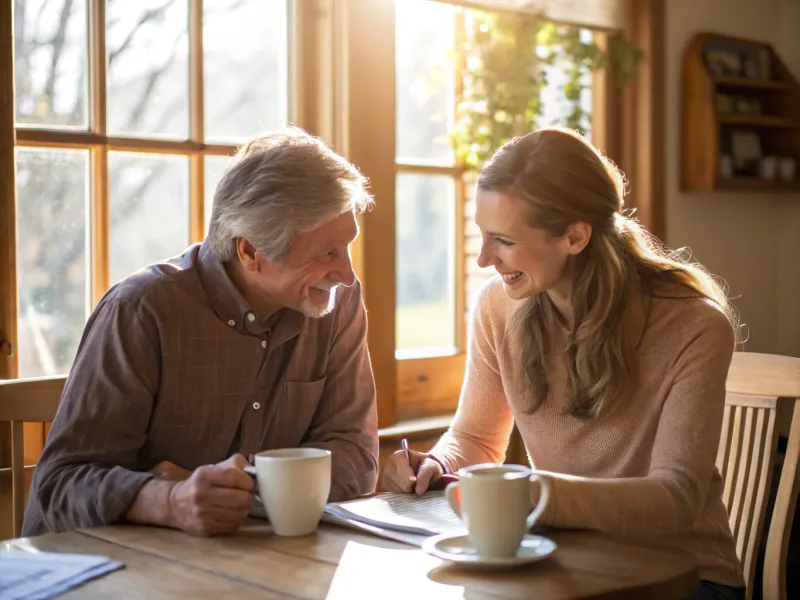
left=665, top=0, right=800, bottom=358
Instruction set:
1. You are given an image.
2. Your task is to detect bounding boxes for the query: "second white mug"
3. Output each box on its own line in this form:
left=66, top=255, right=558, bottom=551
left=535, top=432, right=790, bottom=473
left=445, top=464, right=550, bottom=559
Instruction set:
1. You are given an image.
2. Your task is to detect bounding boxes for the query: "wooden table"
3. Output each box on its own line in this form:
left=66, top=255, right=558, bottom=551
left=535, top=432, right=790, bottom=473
left=3, top=521, right=699, bottom=599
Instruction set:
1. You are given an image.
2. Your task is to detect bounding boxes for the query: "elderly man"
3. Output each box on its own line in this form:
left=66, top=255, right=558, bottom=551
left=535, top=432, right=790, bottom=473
left=23, top=130, right=378, bottom=537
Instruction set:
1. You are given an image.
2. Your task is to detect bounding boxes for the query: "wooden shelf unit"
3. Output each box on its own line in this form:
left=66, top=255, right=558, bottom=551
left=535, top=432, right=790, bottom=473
left=682, top=33, right=800, bottom=192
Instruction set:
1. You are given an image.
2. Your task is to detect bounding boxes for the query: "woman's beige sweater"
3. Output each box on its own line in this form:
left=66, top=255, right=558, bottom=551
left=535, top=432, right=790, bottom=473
left=431, top=278, right=744, bottom=587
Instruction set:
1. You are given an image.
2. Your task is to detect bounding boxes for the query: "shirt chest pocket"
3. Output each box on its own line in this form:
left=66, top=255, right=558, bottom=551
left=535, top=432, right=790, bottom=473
left=275, top=377, right=327, bottom=446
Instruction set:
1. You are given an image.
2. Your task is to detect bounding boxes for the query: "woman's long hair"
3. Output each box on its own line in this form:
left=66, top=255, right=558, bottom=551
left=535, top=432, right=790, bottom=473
left=478, top=127, right=738, bottom=419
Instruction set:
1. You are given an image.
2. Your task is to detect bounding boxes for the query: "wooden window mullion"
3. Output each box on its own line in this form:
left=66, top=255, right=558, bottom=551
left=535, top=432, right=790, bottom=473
left=189, top=0, right=204, bottom=244
left=89, top=0, right=108, bottom=307
left=0, top=0, right=18, bottom=383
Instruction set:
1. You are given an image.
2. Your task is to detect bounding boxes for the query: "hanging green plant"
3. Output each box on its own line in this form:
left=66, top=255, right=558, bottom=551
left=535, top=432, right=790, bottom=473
left=451, top=10, right=643, bottom=172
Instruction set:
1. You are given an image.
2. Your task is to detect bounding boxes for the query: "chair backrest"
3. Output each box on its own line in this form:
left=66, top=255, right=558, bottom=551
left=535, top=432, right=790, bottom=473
left=0, top=375, right=66, bottom=538
left=717, top=352, right=800, bottom=600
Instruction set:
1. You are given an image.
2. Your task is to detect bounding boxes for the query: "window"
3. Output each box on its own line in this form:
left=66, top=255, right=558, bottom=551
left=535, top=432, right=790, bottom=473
left=393, top=0, right=604, bottom=420
left=395, top=0, right=460, bottom=359
left=11, top=0, right=290, bottom=377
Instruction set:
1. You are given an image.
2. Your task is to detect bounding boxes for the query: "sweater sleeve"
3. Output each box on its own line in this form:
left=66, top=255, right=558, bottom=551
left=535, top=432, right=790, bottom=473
left=430, top=282, right=515, bottom=473
left=536, top=304, right=735, bottom=537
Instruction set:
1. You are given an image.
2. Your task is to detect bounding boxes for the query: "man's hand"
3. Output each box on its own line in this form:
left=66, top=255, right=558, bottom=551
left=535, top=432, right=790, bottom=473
left=151, top=454, right=253, bottom=535
left=149, top=460, right=192, bottom=481
left=167, top=454, right=254, bottom=536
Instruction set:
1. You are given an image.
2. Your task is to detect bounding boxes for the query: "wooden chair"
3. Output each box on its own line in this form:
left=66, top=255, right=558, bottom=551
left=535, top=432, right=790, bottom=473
left=717, top=352, right=800, bottom=600
left=0, top=375, right=66, bottom=538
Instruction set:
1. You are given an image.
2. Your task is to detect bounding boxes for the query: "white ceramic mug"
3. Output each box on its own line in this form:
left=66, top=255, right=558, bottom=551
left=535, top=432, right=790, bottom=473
left=244, top=448, right=332, bottom=536
left=445, top=464, right=550, bottom=559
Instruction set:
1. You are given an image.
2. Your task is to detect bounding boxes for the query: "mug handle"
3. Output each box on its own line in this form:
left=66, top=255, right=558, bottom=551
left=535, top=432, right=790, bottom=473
left=525, top=474, right=551, bottom=529
left=243, top=465, right=262, bottom=503
left=445, top=481, right=461, bottom=518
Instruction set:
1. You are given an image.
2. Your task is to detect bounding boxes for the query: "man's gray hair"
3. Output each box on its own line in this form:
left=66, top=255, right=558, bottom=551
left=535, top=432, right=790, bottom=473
left=207, top=128, right=373, bottom=263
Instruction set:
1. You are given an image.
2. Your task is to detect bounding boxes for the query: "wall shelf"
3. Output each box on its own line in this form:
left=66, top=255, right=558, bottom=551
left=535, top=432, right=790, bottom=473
left=717, top=114, right=796, bottom=128
left=682, top=32, right=800, bottom=192
left=712, top=76, right=793, bottom=91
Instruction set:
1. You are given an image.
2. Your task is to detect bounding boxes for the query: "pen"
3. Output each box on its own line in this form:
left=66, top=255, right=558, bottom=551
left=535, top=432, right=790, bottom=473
left=401, top=437, right=411, bottom=468
left=401, top=438, right=459, bottom=486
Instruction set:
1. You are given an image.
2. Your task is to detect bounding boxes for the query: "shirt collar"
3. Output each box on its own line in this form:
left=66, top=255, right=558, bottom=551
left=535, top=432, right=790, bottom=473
left=196, top=240, right=305, bottom=340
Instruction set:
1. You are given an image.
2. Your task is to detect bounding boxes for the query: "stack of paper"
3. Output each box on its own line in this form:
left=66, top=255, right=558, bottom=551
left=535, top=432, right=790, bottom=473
left=0, top=551, right=123, bottom=600
left=324, top=491, right=464, bottom=538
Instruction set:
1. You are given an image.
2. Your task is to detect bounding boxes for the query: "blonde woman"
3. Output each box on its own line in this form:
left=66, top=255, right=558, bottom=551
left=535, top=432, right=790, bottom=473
left=381, top=128, right=745, bottom=600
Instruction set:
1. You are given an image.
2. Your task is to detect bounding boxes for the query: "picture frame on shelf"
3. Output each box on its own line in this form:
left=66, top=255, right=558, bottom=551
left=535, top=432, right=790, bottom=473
left=704, top=40, right=770, bottom=80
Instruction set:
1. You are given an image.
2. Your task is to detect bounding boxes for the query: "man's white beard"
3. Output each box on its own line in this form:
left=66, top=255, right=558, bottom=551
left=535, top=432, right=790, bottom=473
left=301, top=283, right=338, bottom=318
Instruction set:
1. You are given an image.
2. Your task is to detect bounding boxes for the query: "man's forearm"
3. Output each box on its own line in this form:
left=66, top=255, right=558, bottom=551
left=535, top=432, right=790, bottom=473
left=303, top=439, right=377, bottom=500
left=125, top=478, right=176, bottom=527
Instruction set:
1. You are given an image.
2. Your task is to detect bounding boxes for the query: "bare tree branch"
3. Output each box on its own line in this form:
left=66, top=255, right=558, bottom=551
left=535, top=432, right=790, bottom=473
left=108, top=0, right=175, bottom=67
left=122, top=32, right=185, bottom=131
left=43, top=0, right=75, bottom=108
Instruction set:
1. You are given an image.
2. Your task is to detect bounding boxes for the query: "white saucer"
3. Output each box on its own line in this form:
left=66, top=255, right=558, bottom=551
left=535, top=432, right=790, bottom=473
left=422, top=533, right=557, bottom=570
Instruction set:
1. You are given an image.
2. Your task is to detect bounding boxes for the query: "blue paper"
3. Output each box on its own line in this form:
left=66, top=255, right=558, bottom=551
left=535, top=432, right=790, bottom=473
left=0, top=551, right=123, bottom=600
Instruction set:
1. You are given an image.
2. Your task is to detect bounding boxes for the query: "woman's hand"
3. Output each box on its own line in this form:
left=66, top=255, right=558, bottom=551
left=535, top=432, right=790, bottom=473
left=379, top=449, right=444, bottom=495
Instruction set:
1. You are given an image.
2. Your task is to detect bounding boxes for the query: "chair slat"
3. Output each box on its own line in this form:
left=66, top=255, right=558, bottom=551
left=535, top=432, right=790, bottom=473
left=730, top=406, right=755, bottom=540
left=717, top=406, right=733, bottom=478
left=736, top=407, right=765, bottom=562
left=723, top=405, right=744, bottom=512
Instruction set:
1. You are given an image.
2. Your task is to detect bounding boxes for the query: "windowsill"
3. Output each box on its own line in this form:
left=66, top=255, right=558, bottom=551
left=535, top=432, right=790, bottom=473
left=395, top=346, right=460, bottom=361
left=378, top=414, right=453, bottom=440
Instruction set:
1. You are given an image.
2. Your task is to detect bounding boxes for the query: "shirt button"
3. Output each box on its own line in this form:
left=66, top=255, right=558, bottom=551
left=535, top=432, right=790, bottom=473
left=252, top=402, right=261, bottom=410
left=227, top=319, right=235, bottom=327
left=261, top=340, right=267, bottom=349
left=247, top=312, right=256, bottom=323
left=247, top=454, right=254, bottom=464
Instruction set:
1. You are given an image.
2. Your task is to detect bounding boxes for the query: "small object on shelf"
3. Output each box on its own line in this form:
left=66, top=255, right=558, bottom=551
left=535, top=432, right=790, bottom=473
left=682, top=32, right=800, bottom=192
left=734, top=96, right=761, bottom=115
left=758, top=156, right=778, bottom=181
left=720, top=155, right=734, bottom=179
left=731, top=130, right=762, bottom=176
left=716, top=93, right=734, bottom=113
left=778, top=157, right=797, bottom=182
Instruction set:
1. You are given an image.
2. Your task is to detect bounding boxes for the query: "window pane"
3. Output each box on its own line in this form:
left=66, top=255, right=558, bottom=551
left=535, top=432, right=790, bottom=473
left=203, top=0, right=288, bottom=142
left=395, top=0, right=455, bottom=165
left=16, top=148, right=89, bottom=377
left=396, top=173, right=457, bottom=356
left=14, top=0, right=88, bottom=128
left=204, top=155, right=231, bottom=235
left=109, top=153, right=189, bottom=284
left=539, top=27, right=594, bottom=138
left=107, top=0, right=189, bottom=138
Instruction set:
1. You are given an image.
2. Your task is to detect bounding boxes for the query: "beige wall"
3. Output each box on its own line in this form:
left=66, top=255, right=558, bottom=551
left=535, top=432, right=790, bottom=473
left=665, top=0, right=800, bottom=359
